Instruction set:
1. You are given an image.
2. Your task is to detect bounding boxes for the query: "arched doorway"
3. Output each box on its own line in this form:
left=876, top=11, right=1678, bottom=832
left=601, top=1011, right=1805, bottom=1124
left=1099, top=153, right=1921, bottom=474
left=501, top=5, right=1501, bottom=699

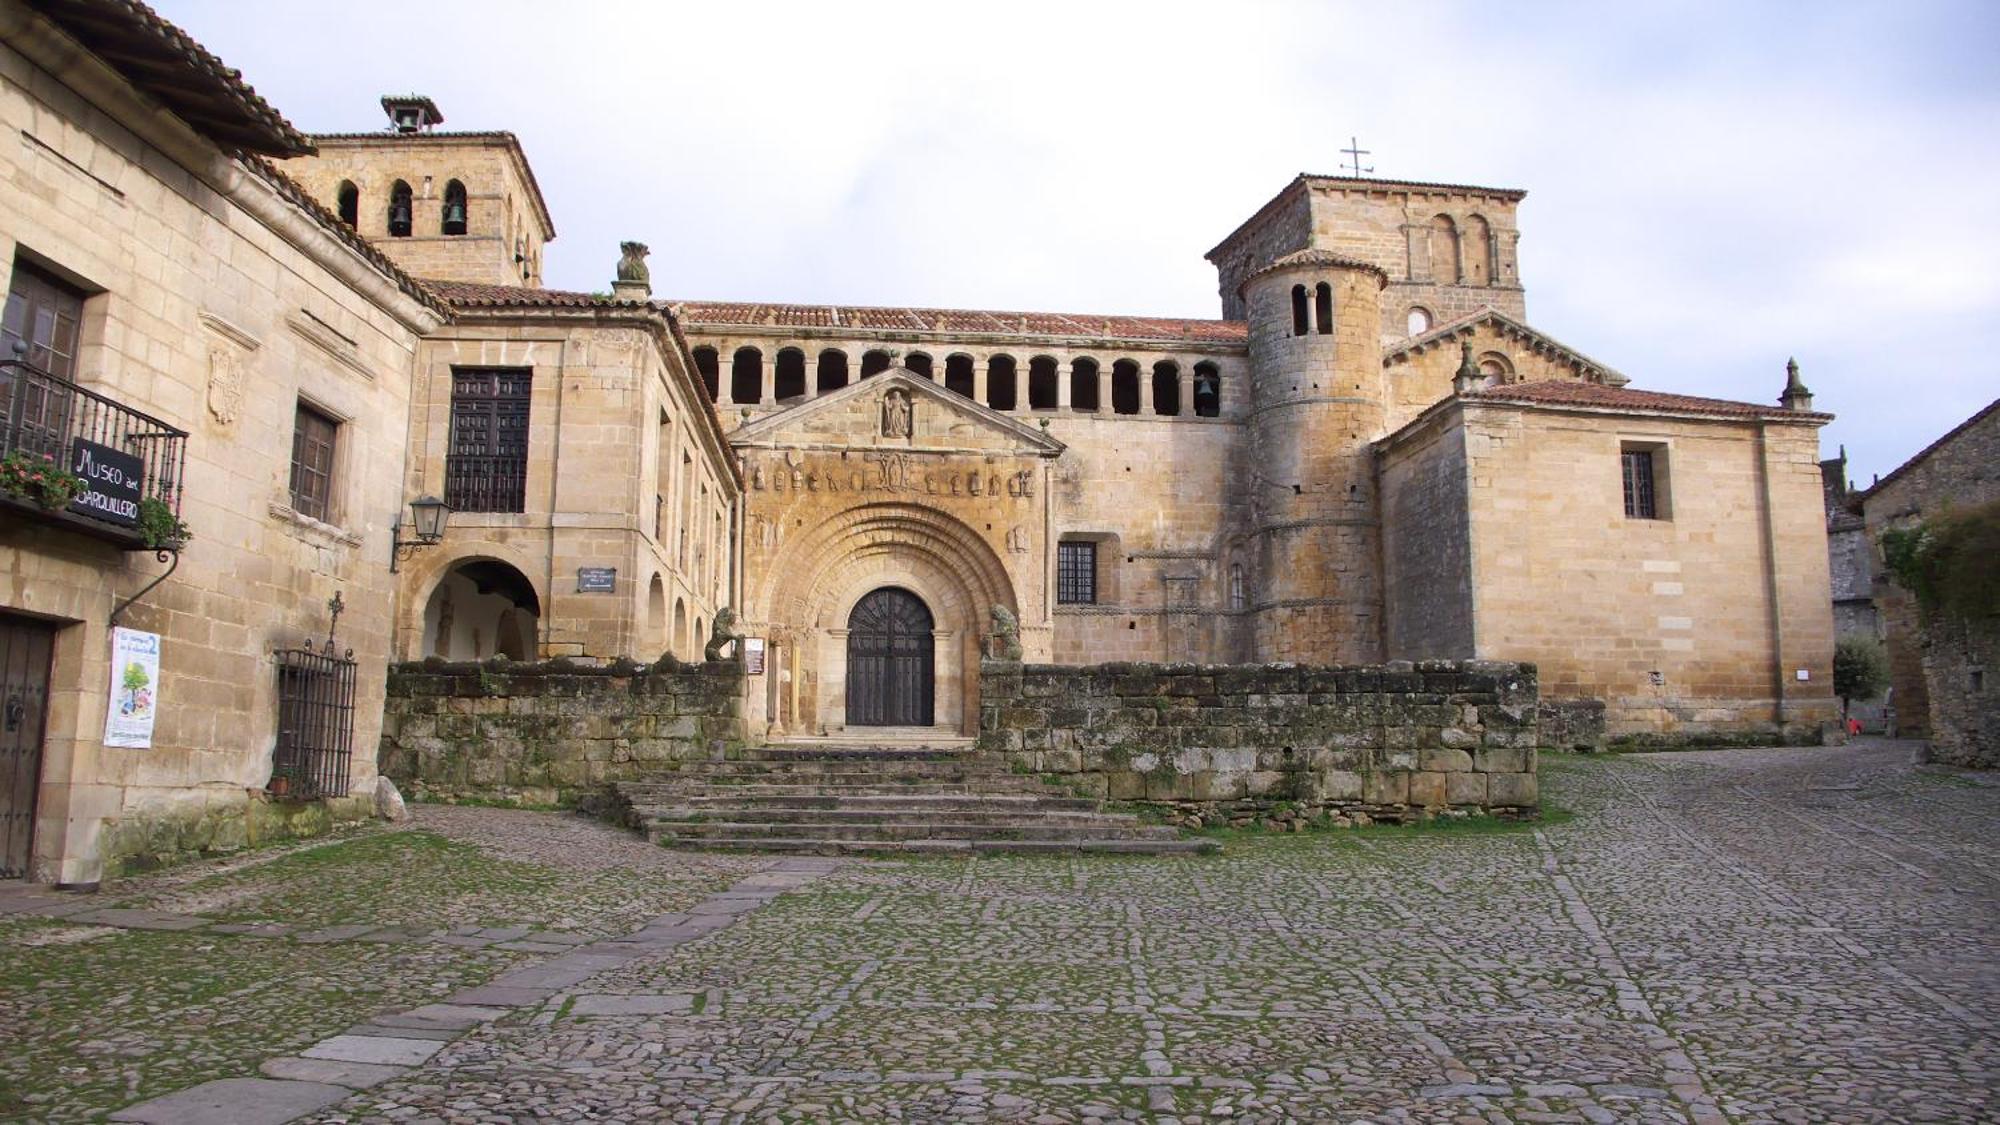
left=845, top=587, right=935, bottom=727
left=422, top=559, right=541, bottom=661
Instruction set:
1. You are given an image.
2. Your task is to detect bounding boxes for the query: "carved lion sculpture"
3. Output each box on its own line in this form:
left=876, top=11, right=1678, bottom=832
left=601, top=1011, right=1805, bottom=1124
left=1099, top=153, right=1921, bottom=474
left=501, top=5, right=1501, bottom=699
left=987, top=604, right=1023, bottom=661
left=705, top=606, right=741, bottom=663
left=616, top=241, right=651, bottom=285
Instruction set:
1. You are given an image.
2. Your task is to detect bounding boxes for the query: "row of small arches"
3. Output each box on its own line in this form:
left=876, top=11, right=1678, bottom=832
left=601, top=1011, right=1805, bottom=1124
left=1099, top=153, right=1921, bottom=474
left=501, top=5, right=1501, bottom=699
left=692, top=347, right=1223, bottom=418
left=334, top=178, right=467, bottom=237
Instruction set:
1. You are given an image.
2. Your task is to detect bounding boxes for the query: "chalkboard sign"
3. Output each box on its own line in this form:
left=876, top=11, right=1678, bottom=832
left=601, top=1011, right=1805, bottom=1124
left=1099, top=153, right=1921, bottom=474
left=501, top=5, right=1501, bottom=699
left=69, top=439, right=143, bottom=526
left=576, top=566, right=617, bottom=593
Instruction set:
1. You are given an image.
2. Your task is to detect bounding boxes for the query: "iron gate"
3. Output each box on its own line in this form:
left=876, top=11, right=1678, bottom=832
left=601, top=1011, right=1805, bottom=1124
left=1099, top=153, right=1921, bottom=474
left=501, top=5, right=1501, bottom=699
left=272, top=639, right=357, bottom=799
left=846, top=587, right=935, bottom=727
left=1, top=614, right=56, bottom=879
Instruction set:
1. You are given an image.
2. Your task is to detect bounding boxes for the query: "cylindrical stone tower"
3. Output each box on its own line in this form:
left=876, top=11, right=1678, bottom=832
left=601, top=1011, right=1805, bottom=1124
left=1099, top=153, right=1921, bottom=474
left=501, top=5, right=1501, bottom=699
left=1241, top=251, right=1388, bottom=663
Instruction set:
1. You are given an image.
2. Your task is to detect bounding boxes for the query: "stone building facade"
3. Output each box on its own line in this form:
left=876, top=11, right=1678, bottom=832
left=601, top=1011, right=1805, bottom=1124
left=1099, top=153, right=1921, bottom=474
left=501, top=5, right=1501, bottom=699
left=1852, top=398, right=2000, bottom=750
left=0, top=1, right=444, bottom=883
left=0, top=2, right=1852, bottom=884
left=296, top=115, right=1838, bottom=743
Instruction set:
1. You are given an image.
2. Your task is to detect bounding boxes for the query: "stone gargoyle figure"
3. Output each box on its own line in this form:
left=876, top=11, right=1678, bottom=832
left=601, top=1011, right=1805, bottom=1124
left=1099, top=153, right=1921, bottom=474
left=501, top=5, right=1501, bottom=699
left=616, top=241, right=651, bottom=285
left=705, top=606, right=741, bottom=663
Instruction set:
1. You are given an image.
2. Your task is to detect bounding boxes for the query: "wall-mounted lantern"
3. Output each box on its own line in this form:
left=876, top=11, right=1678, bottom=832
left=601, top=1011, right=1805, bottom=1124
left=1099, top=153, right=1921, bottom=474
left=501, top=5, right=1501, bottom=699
left=390, top=494, right=450, bottom=573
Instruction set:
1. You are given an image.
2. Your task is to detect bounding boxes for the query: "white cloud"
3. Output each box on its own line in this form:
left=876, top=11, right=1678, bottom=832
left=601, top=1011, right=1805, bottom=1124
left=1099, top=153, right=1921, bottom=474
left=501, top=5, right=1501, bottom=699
left=165, top=0, right=2000, bottom=482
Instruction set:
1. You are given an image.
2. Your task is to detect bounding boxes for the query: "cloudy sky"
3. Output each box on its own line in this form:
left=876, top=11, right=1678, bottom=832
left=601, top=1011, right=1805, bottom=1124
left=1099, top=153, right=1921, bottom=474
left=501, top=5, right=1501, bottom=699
left=165, top=0, right=1998, bottom=485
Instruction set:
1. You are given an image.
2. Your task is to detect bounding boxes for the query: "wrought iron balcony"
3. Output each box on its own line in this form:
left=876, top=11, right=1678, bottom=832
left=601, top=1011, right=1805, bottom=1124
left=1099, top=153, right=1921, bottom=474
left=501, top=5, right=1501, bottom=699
left=0, top=359, right=188, bottom=549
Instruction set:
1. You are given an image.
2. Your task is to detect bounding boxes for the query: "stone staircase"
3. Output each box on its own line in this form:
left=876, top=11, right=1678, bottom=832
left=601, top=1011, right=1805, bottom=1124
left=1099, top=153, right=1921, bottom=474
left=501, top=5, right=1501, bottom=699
left=605, top=740, right=1216, bottom=856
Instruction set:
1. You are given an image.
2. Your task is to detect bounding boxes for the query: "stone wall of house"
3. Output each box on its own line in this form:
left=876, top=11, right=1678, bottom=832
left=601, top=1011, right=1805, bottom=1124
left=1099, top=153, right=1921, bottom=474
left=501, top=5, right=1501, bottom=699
left=379, top=658, right=746, bottom=803
left=1445, top=401, right=1838, bottom=740
left=1921, top=622, right=1997, bottom=769
left=976, top=659, right=1542, bottom=824
left=1859, top=400, right=2000, bottom=738
left=1, top=16, right=444, bottom=884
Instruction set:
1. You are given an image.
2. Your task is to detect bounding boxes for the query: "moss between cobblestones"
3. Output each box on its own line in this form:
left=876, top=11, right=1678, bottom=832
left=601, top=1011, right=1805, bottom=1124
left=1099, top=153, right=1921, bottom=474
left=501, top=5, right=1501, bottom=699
left=0, top=916, right=520, bottom=1122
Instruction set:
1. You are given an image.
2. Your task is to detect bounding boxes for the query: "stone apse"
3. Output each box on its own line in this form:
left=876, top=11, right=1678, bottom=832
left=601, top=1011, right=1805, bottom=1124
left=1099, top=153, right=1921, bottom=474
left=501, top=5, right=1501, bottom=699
left=731, top=371, right=1064, bottom=737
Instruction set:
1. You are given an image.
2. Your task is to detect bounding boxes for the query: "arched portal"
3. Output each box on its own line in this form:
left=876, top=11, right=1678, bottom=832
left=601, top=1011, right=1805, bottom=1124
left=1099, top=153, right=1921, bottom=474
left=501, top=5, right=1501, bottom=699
left=422, top=559, right=541, bottom=660
left=754, top=502, right=1019, bottom=736
left=845, top=587, right=936, bottom=726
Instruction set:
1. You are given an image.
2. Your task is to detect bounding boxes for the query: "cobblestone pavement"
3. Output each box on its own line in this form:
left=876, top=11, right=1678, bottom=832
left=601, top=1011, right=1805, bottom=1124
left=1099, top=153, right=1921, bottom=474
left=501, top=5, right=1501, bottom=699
left=282, top=743, right=1994, bottom=1124
left=7, top=744, right=1996, bottom=1123
left=0, top=807, right=767, bottom=1121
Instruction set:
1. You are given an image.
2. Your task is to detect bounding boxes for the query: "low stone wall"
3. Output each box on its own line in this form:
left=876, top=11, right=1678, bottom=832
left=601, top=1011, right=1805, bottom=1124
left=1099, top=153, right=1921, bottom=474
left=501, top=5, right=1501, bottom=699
left=977, top=659, right=1541, bottom=824
left=98, top=790, right=376, bottom=879
left=380, top=657, right=747, bottom=803
left=1538, top=699, right=1608, bottom=752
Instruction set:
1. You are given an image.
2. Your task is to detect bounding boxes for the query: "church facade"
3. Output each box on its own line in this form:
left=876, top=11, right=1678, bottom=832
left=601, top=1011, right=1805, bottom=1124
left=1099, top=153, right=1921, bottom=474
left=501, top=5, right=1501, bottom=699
left=290, top=98, right=1838, bottom=745
left=0, top=1, right=1834, bottom=881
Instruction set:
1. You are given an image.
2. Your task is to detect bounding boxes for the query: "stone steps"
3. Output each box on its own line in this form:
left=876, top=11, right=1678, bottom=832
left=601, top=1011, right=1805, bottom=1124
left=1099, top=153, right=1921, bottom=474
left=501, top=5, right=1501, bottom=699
left=648, top=819, right=1185, bottom=843
left=604, top=741, right=1204, bottom=857
left=636, top=806, right=1135, bottom=829
left=654, top=836, right=1218, bottom=857
left=649, top=793, right=1102, bottom=813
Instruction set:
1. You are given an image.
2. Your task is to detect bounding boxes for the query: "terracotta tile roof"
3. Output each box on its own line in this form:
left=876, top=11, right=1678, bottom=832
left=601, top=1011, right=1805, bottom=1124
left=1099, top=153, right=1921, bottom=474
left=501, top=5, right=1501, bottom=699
left=307, top=130, right=556, bottom=239
left=238, top=157, right=450, bottom=317
left=1384, top=306, right=1627, bottom=386
left=670, top=301, right=1247, bottom=346
left=1299, top=173, right=1527, bottom=201
left=426, top=280, right=626, bottom=310
left=1241, top=248, right=1389, bottom=290
left=26, top=0, right=314, bottom=156
left=1461, top=380, right=1831, bottom=422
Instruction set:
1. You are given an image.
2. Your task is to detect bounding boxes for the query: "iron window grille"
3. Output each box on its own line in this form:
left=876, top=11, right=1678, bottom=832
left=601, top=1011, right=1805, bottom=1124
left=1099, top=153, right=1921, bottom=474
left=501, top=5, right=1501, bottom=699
left=1622, top=449, right=1658, bottom=520
left=272, top=639, right=356, bottom=799
left=445, top=368, right=531, bottom=512
left=1057, top=541, right=1097, bottom=605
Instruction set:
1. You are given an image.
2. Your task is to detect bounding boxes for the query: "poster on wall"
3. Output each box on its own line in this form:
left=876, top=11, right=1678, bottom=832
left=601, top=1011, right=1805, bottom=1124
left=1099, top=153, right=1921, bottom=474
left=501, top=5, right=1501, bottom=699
left=742, top=637, right=766, bottom=675
left=103, top=627, right=161, bottom=748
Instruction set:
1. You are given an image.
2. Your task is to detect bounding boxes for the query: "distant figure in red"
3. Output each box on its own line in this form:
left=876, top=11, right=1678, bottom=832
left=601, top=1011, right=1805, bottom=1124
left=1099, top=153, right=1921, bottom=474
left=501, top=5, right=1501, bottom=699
left=1848, top=718, right=1863, bottom=736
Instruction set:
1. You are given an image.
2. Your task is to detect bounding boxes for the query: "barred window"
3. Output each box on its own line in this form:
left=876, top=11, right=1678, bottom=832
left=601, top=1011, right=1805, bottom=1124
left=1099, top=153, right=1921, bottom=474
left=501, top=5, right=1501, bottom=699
left=272, top=641, right=356, bottom=799
left=1622, top=448, right=1657, bottom=520
left=289, top=402, right=338, bottom=522
left=446, top=368, right=531, bottom=512
left=1057, top=541, right=1097, bottom=605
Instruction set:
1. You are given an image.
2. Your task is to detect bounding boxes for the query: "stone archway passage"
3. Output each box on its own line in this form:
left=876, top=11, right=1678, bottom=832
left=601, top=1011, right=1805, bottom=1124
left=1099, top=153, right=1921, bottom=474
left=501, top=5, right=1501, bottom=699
left=846, top=587, right=935, bottom=727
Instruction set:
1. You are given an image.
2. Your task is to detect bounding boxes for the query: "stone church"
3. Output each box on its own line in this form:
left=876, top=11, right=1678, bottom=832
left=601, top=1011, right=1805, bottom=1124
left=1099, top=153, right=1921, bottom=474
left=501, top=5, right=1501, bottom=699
left=287, top=97, right=1838, bottom=746
left=0, top=0, right=1834, bottom=881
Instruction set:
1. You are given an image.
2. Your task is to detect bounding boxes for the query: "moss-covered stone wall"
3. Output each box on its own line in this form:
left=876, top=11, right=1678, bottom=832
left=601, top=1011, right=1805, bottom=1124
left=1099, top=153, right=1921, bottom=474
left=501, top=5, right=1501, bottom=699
left=977, top=659, right=1542, bottom=824
left=380, top=657, right=747, bottom=803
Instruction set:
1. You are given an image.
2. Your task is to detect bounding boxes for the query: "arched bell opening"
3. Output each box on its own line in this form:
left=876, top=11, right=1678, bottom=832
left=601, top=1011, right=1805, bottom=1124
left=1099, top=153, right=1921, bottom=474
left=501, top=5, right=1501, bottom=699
left=422, top=559, right=541, bottom=661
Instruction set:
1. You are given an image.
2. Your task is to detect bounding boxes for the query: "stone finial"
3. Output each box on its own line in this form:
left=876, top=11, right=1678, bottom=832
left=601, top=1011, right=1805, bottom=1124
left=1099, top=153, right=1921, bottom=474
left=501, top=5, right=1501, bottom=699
left=1452, top=340, right=1481, bottom=396
left=612, top=241, right=651, bottom=301
left=1780, top=356, right=1813, bottom=412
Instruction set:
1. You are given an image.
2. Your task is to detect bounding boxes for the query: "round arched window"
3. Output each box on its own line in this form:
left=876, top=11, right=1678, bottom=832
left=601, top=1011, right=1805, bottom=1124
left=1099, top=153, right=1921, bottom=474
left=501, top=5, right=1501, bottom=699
left=1407, top=307, right=1433, bottom=336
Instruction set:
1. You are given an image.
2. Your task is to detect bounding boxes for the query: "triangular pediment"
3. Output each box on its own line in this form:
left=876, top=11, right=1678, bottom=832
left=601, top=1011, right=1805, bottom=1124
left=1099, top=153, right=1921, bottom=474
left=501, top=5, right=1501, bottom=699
left=727, top=368, right=1066, bottom=457
left=1384, top=306, right=1629, bottom=387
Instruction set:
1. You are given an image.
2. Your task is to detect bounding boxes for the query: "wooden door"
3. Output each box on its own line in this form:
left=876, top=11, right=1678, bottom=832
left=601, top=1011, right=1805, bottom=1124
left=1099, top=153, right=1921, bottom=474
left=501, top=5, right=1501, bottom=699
left=846, top=588, right=935, bottom=727
left=0, top=614, right=55, bottom=879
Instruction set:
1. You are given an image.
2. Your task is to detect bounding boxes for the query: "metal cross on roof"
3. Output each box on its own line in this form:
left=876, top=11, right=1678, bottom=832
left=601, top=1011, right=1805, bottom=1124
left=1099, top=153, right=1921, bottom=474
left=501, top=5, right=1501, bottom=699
left=1342, top=137, right=1374, bottom=178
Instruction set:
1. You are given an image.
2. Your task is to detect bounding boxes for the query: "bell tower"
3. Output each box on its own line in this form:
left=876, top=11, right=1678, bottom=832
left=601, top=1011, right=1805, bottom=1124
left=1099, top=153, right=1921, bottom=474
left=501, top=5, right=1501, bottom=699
left=1241, top=251, right=1387, bottom=663
left=285, top=95, right=557, bottom=288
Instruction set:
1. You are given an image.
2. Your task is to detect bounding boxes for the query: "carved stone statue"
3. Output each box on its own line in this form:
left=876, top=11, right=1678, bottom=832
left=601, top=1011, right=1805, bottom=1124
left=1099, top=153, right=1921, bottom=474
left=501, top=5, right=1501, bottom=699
left=986, top=604, right=1022, bottom=661
left=705, top=606, right=742, bottom=663
left=882, top=388, right=913, bottom=438
left=615, top=241, right=651, bottom=285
